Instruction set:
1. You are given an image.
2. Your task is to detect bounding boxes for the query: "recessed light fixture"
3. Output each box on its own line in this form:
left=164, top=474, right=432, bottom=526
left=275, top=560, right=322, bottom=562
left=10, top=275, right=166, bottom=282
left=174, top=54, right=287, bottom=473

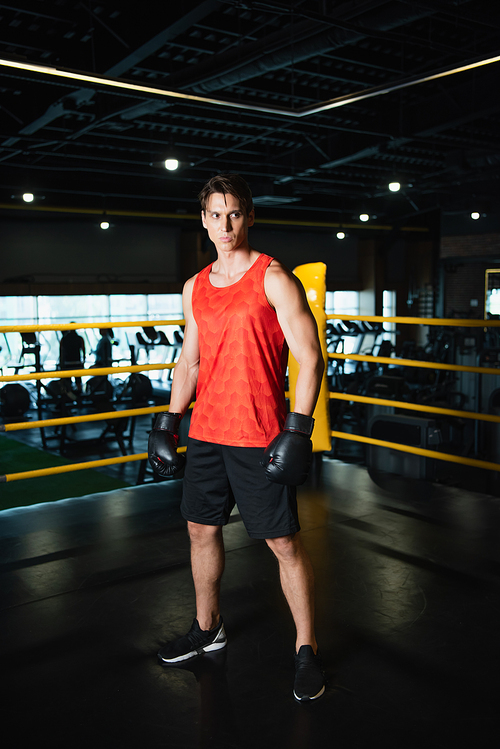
left=22, top=192, right=34, bottom=203
left=388, top=181, right=401, bottom=192
left=359, top=213, right=370, bottom=222
left=100, top=221, right=110, bottom=230
left=164, top=158, right=179, bottom=171
left=337, top=231, right=346, bottom=239
left=471, top=211, right=481, bottom=220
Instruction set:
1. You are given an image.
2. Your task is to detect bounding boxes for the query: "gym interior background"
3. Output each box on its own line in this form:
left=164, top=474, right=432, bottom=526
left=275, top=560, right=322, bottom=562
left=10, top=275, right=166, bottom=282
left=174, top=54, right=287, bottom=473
left=1, top=3, right=500, bottom=747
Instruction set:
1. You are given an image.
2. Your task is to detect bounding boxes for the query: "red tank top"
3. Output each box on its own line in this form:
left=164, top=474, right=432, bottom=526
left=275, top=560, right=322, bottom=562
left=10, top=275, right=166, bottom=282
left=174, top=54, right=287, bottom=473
left=189, top=253, right=288, bottom=447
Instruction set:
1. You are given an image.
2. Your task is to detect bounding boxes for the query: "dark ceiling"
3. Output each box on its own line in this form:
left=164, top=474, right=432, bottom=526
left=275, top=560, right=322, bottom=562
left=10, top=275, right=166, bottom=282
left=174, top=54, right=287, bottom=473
left=1, top=0, right=499, bottom=228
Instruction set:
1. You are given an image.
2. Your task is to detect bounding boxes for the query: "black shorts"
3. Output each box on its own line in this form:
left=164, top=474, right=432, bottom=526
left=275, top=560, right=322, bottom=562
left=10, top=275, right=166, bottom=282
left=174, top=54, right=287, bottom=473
left=181, top=438, right=300, bottom=540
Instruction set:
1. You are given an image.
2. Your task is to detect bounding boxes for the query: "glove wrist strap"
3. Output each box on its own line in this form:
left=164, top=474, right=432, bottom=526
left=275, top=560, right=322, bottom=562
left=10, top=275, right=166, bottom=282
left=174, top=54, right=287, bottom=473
left=284, top=412, right=314, bottom=436
left=154, top=411, right=181, bottom=434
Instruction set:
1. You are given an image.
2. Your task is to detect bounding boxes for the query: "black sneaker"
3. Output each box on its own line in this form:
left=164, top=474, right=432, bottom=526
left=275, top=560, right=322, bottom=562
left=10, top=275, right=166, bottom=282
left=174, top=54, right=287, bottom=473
left=293, top=645, right=325, bottom=702
left=158, top=618, right=227, bottom=664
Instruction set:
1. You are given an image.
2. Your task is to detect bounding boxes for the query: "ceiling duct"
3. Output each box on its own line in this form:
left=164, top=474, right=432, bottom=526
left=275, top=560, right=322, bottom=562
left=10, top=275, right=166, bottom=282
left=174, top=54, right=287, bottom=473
left=167, top=0, right=473, bottom=95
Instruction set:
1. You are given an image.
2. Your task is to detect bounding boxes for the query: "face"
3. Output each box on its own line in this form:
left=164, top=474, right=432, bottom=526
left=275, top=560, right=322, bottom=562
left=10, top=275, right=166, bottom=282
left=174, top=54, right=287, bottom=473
left=201, top=192, right=254, bottom=254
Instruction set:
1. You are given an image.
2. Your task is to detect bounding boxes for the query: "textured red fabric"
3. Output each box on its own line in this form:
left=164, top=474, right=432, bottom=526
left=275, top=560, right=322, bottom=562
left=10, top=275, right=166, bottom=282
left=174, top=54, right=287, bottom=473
left=189, top=253, right=288, bottom=447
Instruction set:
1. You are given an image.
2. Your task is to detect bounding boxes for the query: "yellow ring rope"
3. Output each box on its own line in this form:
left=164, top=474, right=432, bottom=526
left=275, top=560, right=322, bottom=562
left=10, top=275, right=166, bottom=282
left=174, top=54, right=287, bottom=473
left=1, top=446, right=187, bottom=483
left=328, top=352, right=500, bottom=376
left=0, top=319, right=185, bottom=334
left=330, top=431, right=500, bottom=473
left=326, top=314, right=500, bottom=327
left=0, top=362, right=175, bottom=383
left=329, top=391, right=500, bottom=423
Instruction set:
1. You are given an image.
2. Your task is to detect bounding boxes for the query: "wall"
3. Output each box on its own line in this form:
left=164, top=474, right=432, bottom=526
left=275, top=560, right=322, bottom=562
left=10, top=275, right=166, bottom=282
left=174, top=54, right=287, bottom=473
left=241, top=226, right=360, bottom=289
left=0, top=213, right=364, bottom=294
left=440, top=233, right=500, bottom=317
left=0, top=215, right=181, bottom=287
left=386, top=237, right=436, bottom=348
left=0, top=212, right=437, bottom=321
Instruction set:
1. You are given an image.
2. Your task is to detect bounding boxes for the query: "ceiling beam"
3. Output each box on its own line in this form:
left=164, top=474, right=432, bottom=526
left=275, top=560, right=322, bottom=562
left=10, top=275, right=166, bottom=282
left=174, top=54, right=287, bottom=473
left=0, top=0, right=222, bottom=145
left=318, top=65, right=500, bottom=172
left=105, top=0, right=222, bottom=77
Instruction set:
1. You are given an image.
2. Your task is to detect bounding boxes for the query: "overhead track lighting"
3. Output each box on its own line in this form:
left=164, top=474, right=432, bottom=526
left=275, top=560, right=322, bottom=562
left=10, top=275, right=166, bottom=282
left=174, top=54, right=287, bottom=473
left=1, top=53, right=500, bottom=119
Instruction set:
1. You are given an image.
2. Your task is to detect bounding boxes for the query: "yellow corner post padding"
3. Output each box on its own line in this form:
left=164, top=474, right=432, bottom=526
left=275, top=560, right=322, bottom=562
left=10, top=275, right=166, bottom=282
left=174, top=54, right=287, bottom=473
left=288, top=262, right=331, bottom=452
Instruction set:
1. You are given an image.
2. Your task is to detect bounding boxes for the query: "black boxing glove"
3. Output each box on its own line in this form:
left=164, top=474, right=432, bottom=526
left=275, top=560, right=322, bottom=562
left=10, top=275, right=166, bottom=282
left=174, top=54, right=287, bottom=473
left=148, top=412, right=186, bottom=477
left=260, top=412, right=314, bottom=486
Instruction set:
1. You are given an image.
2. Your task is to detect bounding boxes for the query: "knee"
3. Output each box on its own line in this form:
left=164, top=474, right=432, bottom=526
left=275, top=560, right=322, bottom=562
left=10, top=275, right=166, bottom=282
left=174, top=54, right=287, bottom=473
left=187, top=521, right=222, bottom=544
left=266, top=533, right=301, bottom=560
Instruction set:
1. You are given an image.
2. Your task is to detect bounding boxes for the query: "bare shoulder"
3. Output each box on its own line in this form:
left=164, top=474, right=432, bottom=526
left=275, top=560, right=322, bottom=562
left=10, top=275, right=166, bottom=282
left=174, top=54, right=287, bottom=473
left=181, top=273, right=200, bottom=319
left=184, top=271, right=200, bottom=290
left=265, top=258, right=306, bottom=308
left=182, top=272, right=199, bottom=299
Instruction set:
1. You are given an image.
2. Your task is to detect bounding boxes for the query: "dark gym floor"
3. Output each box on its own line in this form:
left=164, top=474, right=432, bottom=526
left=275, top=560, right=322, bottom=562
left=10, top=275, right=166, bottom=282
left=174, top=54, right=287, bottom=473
left=1, top=458, right=499, bottom=749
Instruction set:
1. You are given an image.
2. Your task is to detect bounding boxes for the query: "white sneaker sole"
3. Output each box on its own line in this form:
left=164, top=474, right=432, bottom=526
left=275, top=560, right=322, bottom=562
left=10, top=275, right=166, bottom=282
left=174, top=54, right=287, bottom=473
left=293, top=684, right=326, bottom=702
left=158, top=626, right=227, bottom=664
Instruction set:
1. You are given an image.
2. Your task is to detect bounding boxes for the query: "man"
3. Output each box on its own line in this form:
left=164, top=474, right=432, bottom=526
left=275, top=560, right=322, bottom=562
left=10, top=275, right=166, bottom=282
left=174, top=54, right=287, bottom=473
left=59, top=324, right=85, bottom=394
left=148, top=174, right=325, bottom=701
left=93, top=328, right=113, bottom=368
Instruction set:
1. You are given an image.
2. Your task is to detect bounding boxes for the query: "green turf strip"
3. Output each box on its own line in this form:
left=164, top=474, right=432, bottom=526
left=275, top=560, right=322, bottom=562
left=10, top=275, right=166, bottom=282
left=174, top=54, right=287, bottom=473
left=0, top=434, right=131, bottom=511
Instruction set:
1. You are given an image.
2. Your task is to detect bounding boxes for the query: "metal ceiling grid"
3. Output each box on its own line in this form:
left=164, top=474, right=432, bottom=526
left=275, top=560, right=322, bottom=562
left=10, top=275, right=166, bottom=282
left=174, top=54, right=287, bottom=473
left=0, top=0, right=499, bottom=226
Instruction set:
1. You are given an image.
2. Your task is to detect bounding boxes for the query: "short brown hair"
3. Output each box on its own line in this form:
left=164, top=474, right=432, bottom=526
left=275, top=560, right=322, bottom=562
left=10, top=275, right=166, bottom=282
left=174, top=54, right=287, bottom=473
left=198, top=173, right=254, bottom=216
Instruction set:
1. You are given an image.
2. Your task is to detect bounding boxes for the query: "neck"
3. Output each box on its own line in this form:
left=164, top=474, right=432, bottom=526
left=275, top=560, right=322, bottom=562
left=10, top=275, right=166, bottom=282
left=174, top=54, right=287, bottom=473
left=209, top=247, right=261, bottom=287
left=213, top=246, right=259, bottom=279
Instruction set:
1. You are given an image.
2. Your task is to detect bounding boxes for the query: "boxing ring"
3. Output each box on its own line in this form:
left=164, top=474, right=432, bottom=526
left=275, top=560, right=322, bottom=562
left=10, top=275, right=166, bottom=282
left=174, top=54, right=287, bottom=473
left=2, top=259, right=500, bottom=486
left=2, top=275, right=500, bottom=746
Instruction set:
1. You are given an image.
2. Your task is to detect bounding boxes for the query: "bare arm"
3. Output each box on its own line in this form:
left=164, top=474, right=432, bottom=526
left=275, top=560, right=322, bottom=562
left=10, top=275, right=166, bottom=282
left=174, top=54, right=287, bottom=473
left=168, top=276, right=200, bottom=418
left=264, top=261, right=324, bottom=417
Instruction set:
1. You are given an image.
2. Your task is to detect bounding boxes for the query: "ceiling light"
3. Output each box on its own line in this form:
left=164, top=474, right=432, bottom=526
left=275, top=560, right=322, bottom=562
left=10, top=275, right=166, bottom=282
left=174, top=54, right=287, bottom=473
left=471, top=211, right=481, bottom=220
left=359, top=213, right=370, bottom=222
left=23, top=192, right=34, bottom=203
left=150, top=154, right=193, bottom=170
left=336, top=231, right=346, bottom=239
left=388, top=181, right=401, bottom=192
left=100, top=221, right=110, bottom=230
left=164, top=158, right=179, bottom=171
